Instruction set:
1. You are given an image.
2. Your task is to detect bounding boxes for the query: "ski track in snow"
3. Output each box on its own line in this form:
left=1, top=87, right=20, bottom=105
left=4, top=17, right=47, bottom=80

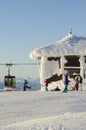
left=2, top=112, right=86, bottom=130
left=0, top=91, right=86, bottom=130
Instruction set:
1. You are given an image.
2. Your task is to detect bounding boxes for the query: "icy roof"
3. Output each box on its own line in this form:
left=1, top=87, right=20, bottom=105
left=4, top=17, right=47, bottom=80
left=30, top=33, right=86, bottom=59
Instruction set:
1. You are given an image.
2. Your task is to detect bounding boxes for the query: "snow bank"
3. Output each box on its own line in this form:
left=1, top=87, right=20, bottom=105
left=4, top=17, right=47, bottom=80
left=3, top=112, right=86, bottom=130
left=0, top=90, right=86, bottom=130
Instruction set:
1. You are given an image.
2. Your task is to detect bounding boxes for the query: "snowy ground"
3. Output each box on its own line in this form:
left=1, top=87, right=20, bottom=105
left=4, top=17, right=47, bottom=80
left=0, top=88, right=86, bottom=130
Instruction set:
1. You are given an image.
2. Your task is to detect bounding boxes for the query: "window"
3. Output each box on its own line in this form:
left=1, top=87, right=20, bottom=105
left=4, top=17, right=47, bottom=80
left=48, top=57, right=61, bottom=68
left=64, top=56, right=80, bottom=67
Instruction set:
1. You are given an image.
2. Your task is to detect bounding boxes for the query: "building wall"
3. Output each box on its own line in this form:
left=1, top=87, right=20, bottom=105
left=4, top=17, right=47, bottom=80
left=40, top=56, right=61, bottom=87
left=39, top=55, right=85, bottom=89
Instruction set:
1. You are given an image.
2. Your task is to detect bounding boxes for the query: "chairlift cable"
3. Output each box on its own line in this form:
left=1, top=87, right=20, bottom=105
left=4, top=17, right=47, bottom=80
left=0, top=63, right=38, bottom=66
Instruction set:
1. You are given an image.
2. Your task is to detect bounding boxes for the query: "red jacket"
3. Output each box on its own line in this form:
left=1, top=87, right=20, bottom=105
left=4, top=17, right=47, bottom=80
left=45, top=80, right=49, bottom=86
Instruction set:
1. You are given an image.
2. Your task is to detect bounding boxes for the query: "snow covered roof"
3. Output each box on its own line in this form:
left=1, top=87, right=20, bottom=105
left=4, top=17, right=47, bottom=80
left=30, top=33, right=86, bottom=59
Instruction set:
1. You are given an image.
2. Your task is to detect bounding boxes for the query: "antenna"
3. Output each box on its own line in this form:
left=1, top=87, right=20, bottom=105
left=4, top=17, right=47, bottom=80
left=70, top=28, right=72, bottom=34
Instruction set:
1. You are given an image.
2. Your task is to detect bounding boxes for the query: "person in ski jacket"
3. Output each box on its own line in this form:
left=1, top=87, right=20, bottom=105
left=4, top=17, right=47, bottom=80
left=79, top=75, right=83, bottom=90
left=44, top=79, right=49, bottom=91
left=74, top=76, right=79, bottom=90
left=72, top=76, right=79, bottom=91
left=23, top=79, right=31, bottom=91
left=63, top=73, right=70, bottom=92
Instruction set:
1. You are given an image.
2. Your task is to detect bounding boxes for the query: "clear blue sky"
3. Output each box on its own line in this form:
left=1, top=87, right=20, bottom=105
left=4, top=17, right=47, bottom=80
left=0, top=0, right=86, bottom=79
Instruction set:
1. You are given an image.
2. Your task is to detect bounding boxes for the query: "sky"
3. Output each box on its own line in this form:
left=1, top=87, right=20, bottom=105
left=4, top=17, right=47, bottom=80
left=0, top=0, right=86, bottom=79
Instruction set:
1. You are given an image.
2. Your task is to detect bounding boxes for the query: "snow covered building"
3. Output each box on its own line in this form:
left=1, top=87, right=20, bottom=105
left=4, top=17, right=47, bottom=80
left=30, top=33, right=86, bottom=88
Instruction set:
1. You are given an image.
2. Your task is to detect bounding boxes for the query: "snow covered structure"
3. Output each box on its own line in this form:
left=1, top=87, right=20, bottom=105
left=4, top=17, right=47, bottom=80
left=30, top=33, right=86, bottom=89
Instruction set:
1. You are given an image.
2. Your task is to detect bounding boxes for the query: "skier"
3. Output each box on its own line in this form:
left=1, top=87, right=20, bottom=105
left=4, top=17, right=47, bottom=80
left=72, top=76, right=79, bottom=91
left=79, top=75, right=83, bottom=90
left=63, top=73, right=70, bottom=92
left=44, top=79, right=49, bottom=91
left=23, top=79, right=31, bottom=91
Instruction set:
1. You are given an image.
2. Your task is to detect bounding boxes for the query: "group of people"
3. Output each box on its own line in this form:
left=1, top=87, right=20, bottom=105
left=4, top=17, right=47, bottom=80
left=23, top=74, right=83, bottom=92
left=63, top=73, right=83, bottom=92
left=44, top=73, right=83, bottom=92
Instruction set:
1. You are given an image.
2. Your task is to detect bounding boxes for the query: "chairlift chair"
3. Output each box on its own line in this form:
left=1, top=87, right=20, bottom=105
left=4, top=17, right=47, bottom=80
left=4, top=75, right=16, bottom=91
left=4, top=63, right=16, bottom=91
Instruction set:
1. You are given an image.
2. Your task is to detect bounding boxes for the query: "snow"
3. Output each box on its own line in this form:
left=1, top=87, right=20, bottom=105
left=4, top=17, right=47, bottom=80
left=0, top=80, right=86, bottom=130
left=30, top=33, right=86, bottom=59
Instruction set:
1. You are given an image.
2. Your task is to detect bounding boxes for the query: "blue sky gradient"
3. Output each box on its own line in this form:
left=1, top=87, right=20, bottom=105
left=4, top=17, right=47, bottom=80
left=0, top=0, right=86, bottom=79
